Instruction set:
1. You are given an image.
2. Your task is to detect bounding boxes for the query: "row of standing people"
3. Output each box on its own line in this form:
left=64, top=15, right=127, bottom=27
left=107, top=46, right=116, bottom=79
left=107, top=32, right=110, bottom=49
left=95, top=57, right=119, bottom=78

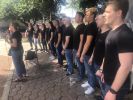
left=17, top=0, right=133, bottom=100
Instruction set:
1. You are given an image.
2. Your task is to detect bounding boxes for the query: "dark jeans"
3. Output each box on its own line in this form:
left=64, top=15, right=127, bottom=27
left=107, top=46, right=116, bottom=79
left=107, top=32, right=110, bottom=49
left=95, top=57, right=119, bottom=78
left=50, top=41, right=56, bottom=56
left=83, top=55, right=96, bottom=88
left=11, top=48, right=26, bottom=77
left=93, top=62, right=105, bottom=97
left=73, top=49, right=85, bottom=80
left=28, top=36, right=33, bottom=48
left=42, top=39, right=47, bottom=51
left=56, top=44, right=63, bottom=65
left=103, top=82, right=129, bottom=100
left=65, top=49, right=73, bottom=74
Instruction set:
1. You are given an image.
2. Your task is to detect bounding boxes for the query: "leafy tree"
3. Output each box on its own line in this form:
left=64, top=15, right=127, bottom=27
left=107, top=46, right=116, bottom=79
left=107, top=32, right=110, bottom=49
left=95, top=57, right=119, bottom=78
left=0, top=0, right=66, bottom=23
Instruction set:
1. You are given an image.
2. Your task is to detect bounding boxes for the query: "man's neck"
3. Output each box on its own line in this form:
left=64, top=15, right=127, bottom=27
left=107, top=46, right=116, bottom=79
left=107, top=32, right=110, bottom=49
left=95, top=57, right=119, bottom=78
left=78, top=21, right=83, bottom=25
left=88, top=20, right=94, bottom=24
left=111, top=19, right=125, bottom=31
left=101, top=25, right=110, bottom=33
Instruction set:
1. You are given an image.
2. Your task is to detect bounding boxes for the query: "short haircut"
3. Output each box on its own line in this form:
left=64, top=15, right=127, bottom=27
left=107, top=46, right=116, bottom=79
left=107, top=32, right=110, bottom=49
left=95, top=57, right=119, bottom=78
left=76, top=12, right=84, bottom=18
left=86, top=7, right=97, bottom=18
left=106, top=0, right=129, bottom=19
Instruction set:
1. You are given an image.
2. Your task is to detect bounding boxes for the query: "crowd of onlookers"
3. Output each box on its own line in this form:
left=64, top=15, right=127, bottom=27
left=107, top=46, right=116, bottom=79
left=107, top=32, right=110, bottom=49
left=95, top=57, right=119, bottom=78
left=6, top=0, right=133, bottom=100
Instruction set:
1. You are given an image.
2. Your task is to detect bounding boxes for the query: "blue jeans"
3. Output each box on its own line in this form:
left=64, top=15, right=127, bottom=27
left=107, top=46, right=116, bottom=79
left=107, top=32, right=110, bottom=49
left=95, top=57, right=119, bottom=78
left=56, top=44, right=63, bottom=65
left=28, top=36, right=33, bottom=48
left=65, top=49, right=73, bottom=74
left=73, top=49, right=85, bottom=79
left=50, top=41, right=56, bottom=56
left=83, top=55, right=96, bottom=88
left=103, top=82, right=129, bottom=100
left=93, top=62, right=105, bottom=97
left=11, top=48, right=26, bottom=77
left=42, top=39, right=47, bottom=51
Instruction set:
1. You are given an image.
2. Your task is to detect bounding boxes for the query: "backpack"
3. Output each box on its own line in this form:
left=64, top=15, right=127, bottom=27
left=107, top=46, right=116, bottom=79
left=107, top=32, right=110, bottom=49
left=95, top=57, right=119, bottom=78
left=25, top=50, right=37, bottom=60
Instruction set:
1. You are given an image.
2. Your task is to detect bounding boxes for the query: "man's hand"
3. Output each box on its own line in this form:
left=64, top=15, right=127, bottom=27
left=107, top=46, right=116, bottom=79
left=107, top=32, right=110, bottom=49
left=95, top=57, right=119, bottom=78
left=88, top=57, right=93, bottom=65
left=101, top=73, right=105, bottom=83
left=76, top=51, right=80, bottom=58
left=48, top=41, right=50, bottom=45
left=61, top=50, right=65, bottom=55
left=95, top=70, right=103, bottom=78
left=104, top=91, right=116, bottom=100
left=80, top=55, right=84, bottom=63
left=55, top=44, right=58, bottom=48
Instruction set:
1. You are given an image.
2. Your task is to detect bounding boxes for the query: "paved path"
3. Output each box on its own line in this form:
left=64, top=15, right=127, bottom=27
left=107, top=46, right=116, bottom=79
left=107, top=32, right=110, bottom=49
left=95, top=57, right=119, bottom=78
left=0, top=39, right=12, bottom=99
left=0, top=39, right=132, bottom=100
left=8, top=52, right=96, bottom=100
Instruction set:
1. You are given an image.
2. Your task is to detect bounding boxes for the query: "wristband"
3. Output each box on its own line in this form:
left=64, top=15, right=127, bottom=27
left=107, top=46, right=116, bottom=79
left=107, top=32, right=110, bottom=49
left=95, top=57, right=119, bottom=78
left=109, top=88, right=118, bottom=94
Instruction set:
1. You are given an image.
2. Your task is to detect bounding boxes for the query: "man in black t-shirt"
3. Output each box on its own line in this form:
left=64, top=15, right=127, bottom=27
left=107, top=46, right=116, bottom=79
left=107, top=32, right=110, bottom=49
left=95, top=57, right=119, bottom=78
left=103, top=0, right=133, bottom=100
left=73, top=12, right=86, bottom=81
left=25, top=23, right=34, bottom=50
left=80, top=7, right=98, bottom=95
left=62, top=17, right=74, bottom=76
left=53, top=20, right=63, bottom=66
left=9, top=22, right=27, bottom=82
left=88, top=14, right=110, bottom=98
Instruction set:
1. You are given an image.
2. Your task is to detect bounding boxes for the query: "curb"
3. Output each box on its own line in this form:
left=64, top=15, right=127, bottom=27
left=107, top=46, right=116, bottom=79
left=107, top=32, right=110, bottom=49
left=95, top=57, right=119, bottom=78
left=1, top=62, right=14, bottom=100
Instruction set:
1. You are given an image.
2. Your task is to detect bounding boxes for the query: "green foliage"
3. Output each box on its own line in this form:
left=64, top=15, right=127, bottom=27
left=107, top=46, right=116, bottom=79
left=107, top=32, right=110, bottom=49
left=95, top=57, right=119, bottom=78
left=0, top=0, right=66, bottom=22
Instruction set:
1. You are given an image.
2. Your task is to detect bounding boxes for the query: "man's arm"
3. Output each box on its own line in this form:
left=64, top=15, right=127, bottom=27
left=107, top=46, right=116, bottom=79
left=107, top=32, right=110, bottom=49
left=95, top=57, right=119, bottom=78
left=77, top=34, right=84, bottom=57
left=111, top=52, right=133, bottom=92
left=63, top=36, right=70, bottom=50
left=56, top=33, right=61, bottom=47
left=50, top=32, right=54, bottom=42
left=81, top=35, right=93, bottom=57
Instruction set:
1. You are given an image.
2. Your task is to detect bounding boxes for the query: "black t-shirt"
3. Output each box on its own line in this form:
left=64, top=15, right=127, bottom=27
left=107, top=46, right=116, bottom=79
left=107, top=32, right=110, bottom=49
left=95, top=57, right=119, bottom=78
left=10, top=31, right=22, bottom=50
left=92, top=30, right=109, bottom=66
left=40, top=29, right=46, bottom=39
left=45, top=28, right=55, bottom=42
left=62, top=25, right=74, bottom=49
left=103, top=24, right=133, bottom=85
left=27, top=28, right=34, bottom=37
left=45, top=28, right=50, bottom=42
left=54, top=27, right=62, bottom=44
left=83, top=22, right=98, bottom=56
left=73, top=23, right=85, bottom=50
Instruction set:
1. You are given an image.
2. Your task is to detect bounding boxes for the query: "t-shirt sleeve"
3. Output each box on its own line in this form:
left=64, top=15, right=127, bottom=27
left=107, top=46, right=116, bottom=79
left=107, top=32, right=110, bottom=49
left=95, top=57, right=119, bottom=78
left=79, top=25, right=85, bottom=35
left=86, top=24, right=97, bottom=36
left=65, top=28, right=72, bottom=36
left=12, top=33, right=17, bottom=39
left=117, top=32, right=133, bottom=53
left=58, top=28, right=62, bottom=34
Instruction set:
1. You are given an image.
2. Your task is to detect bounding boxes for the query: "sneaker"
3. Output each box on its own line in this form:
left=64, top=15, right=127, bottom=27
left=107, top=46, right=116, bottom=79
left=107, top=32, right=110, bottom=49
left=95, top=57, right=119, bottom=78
left=45, top=50, right=49, bottom=53
left=85, top=87, right=95, bottom=95
left=81, top=81, right=90, bottom=88
left=49, top=56, right=55, bottom=60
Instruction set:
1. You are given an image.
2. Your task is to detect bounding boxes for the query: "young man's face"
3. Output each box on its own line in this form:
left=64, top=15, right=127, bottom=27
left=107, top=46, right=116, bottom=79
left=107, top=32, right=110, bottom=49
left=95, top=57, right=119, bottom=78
left=85, top=11, right=93, bottom=23
left=103, top=4, right=119, bottom=26
left=64, top=18, right=71, bottom=26
left=9, top=25, right=14, bottom=33
left=95, top=14, right=105, bottom=28
left=75, top=14, right=80, bottom=23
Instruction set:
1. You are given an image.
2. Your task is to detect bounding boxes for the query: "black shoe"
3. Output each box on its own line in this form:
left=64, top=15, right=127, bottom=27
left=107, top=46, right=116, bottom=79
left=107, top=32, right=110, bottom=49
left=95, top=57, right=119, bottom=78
left=66, top=71, right=74, bottom=76
left=66, top=73, right=73, bottom=76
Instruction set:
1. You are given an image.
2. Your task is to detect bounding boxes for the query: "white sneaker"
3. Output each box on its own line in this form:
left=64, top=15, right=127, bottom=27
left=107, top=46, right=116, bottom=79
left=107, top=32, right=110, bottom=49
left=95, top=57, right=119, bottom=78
left=49, top=56, right=55, bottom=60
left=45, top=50, right=49, bottom=53
left=85, top=87, right=95, bottom=95
left=81, top=81, right=90, bottom=88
